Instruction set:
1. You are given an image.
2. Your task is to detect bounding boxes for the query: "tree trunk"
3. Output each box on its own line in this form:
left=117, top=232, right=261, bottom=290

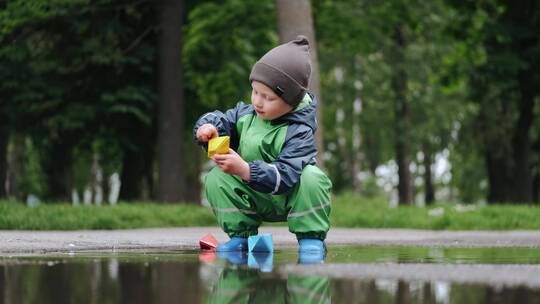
left=479, top=0, right=538, bottom=204
left=533, top=171, right=539, bottom=203
left=44, top=141, right=72, bottom=202
left=7, top=135, right=24, bottom=200
left=483, top=82, right=535, bottom=204
left=90, top=152, right=101, bottom=205
left=366, top=134, right=379, bottom=174
left=507, top=77, right=535, bottom=202
left=119, top=147, right=145, bottom=201
left=351, top=56, right=364, bottom=192
left=0, top=112, right=8, bottom=198
left=275, top=0, right=325, bottom=168
left=391, top=24, right=413, bottom=205
left=157, top=0, right=186, bottom=203
left=423, top=143, right=435, bottom=205
left=333, top=66, right=346, bottom=190
left=102, top=171, right=110, bottom=204
left=184, top=141, right=201, bottom=203
left=485, top=148, right=511, bottom=203
left=143, top=160, right=154, bottom=201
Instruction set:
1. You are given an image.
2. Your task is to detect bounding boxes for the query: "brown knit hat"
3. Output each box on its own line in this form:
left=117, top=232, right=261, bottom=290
left=249, top=35, right=312, bottom=107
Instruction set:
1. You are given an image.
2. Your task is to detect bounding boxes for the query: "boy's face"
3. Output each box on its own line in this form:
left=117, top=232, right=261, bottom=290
left=251, top=81, right=293, bottom=120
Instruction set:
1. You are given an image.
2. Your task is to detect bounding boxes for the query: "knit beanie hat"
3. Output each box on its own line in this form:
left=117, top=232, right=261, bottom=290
left=249, top=35, right=312, bottom=107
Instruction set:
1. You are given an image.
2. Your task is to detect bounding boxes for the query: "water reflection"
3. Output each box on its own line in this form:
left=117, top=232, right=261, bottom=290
left=204, top=252, right=329, bottom=303
left=247, top=253, right=273, bottom=272
left=0, top=251, right=539, bottom=303
left=0, top=258, right=203, bottom=304
left=205, top=265, right=330, bottom=303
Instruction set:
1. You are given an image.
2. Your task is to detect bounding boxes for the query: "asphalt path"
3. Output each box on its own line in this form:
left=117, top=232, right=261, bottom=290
left=1, top=227, right=540, bottom=255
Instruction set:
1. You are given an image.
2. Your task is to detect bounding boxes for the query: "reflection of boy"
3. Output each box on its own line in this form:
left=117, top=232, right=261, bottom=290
left=194, top=36, right=332, bottom=254
left=207, top=266, right=330, bottom=304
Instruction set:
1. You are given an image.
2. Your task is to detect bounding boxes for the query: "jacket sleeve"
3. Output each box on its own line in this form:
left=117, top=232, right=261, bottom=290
left=246, top=124, right=317, bottom=195
left=192, top=102, right=251, bottom=151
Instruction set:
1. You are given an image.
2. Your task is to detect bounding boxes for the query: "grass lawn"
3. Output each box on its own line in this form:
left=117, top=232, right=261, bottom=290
left=1, top=193, right=540, bottom=230
left=331, top=193, right=540, bottom=230
left=0, top=201, right=216, bottom=230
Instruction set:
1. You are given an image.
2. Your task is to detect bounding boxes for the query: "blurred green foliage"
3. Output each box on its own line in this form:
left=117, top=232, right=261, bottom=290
left=184, top=0, right=277, bottom=111
left=0, top=0, right=538, bottom=204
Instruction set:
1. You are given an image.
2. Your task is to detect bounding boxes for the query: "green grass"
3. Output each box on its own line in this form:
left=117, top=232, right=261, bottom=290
left=1, top=193, right=540, bottom=230
left=0, top=201, right=216, bottom=230
left=331, top=193, right=540, bottom=230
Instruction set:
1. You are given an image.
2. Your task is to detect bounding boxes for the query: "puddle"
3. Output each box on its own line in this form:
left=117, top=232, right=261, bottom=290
left=1, top=246, right=540, bottom=303
left=324, top=245, right=540, bottom=264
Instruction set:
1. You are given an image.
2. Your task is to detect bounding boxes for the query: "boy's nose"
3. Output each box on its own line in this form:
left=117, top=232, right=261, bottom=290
left=253, top=96, right=263, bottom=108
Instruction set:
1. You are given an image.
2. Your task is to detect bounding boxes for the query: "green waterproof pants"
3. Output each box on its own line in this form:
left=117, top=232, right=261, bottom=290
left=205, top=164, right=332, bottom=240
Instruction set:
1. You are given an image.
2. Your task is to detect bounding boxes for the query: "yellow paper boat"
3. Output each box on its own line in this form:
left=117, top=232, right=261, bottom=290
left=208, top=136, right=230, bottom=158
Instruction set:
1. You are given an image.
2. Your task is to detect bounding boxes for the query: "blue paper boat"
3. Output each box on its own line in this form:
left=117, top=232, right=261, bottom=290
left=248, top=234, right=273, bottom=253
left=248, top=252, right=273, bottom=272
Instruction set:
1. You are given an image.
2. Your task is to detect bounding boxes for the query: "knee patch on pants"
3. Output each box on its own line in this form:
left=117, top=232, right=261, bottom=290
left=286, top=165, right=332, bottom=240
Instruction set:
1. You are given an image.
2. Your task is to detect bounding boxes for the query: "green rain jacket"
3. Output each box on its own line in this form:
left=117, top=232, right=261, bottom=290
left=193, top=92, right=319, bottom=195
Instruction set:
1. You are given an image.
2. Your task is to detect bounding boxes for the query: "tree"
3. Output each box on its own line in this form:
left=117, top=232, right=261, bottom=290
left=275, top=0, right=325, bottom=167
left=448, top=0, right=540, bottom=203
left=157, top=0, right=186, bottom=203
left=481, top=0, right=539, bottom=203
left=312, top=0, right=386, bottom=193
left=313, top=0, right=460, bottom=204
left=390, top=23, right=414, bottom=205
left=0, top=107, right=7, bottom=198
left=1, top=0, right=159, bottom=202
left=183, top=0, right=277, bottom=203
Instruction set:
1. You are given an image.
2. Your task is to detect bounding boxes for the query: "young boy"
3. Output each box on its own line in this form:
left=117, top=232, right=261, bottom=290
left=193, top=36, right=332, bottom=254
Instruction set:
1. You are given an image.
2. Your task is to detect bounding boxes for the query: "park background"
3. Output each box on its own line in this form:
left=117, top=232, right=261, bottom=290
left=0, top=0, right=539, bottom=229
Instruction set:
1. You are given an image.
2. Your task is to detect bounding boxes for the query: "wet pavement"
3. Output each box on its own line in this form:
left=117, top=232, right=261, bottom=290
left=1, top=227, right=540, bottom=255
left=2, top=228, right=540, bottom=303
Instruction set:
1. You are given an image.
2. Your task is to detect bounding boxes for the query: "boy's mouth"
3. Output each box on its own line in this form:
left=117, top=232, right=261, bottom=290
left=255, top=109, right=265, bottom=115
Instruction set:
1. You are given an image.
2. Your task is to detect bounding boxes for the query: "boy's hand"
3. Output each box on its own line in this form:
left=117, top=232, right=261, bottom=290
left=213, top=149, right=250, bottom=181
left=196, top=124, right=218, bottom=142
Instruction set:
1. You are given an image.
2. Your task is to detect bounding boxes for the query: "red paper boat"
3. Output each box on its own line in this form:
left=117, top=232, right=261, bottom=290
left=199, top=234, right=219, bottom=251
